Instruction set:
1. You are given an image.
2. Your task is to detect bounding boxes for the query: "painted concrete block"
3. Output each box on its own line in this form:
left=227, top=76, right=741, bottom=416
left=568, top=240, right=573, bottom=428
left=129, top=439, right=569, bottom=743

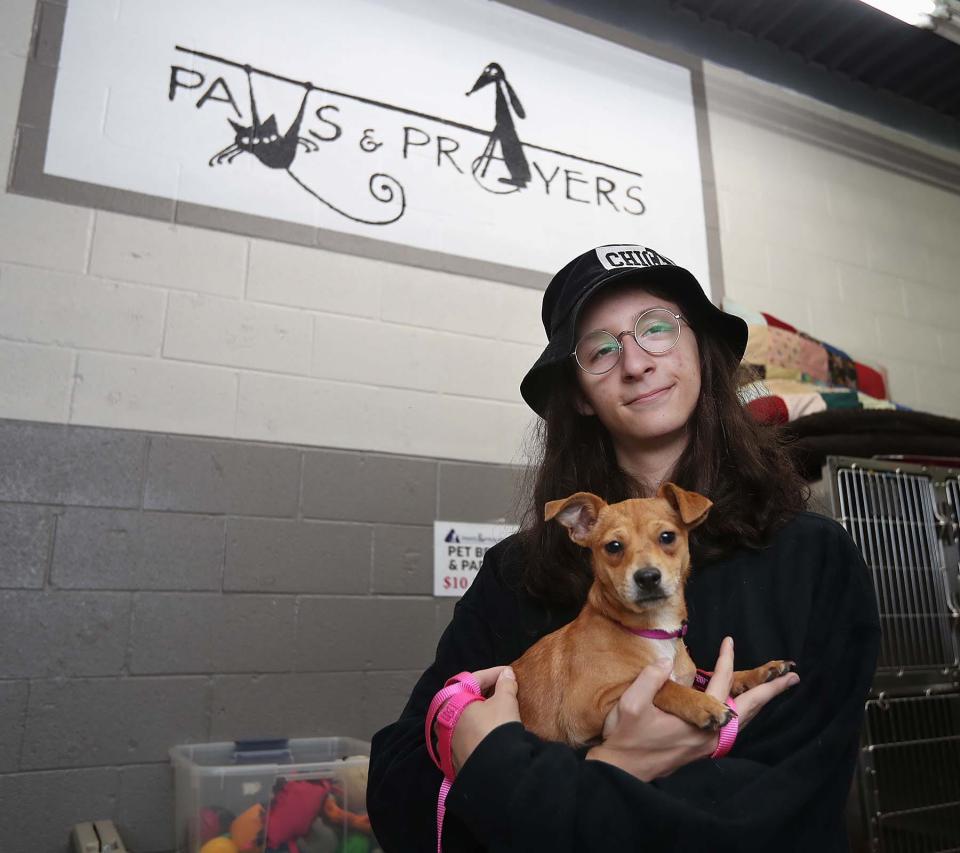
left=165, top=291, right=313, bottom=374
left=89, top=212, right=247, bottom=297
left=0, top=340, right=73, bottom=422
left=0, top=264, right=164, bottom=354
left=71, top=351, right=237, bottom=436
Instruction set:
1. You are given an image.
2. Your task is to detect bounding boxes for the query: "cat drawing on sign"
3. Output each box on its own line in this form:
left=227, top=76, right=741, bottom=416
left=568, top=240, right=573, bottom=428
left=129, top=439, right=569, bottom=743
left=209, top=65, right=318, bottom=168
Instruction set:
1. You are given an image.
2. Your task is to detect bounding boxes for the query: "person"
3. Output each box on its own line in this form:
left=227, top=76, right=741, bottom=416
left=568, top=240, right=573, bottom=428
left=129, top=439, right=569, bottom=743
left=367, top=244, right=881, bottom=852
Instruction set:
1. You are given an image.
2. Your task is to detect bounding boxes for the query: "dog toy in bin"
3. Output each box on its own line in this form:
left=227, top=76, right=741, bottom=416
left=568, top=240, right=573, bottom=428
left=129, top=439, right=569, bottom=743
left=322, top=786, right=372, bottom=834
left=334, top=836, right=372, bottom=853
left=199, top=807, right=236, bottom=845
left=297, top=819, right=339, bottom=853
left=230, top=804, right=267, bottom=851
left=333, top=756, right=369, bottom=811
left=200, top=758, right=373, bottom=853
left=265, top=779, right=332, bottom=848
left=200, top=838, right=240, bottom=853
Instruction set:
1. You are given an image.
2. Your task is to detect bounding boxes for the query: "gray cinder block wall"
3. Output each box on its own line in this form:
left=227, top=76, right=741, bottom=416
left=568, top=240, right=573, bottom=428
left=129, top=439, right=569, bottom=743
left=0, top=417, right=526, bottom=852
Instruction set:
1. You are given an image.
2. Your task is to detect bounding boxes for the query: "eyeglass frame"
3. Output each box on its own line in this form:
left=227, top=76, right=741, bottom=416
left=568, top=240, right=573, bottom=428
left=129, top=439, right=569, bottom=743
left=571, top=307, right=689, bottom=375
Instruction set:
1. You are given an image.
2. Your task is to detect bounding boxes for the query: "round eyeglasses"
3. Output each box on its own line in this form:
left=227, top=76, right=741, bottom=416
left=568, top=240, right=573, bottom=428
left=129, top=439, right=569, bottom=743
left=573, top=307, right=686, bottom=375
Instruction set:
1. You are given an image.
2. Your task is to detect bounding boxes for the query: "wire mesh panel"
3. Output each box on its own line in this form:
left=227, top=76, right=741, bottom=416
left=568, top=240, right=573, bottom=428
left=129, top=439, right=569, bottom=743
left=837, top=468, right=958, bottom=673
left=825, top=459, right=960, bottom=853
left=947, top=478, right=959, bottom=550
left=860, top=694, right=960, bottom=852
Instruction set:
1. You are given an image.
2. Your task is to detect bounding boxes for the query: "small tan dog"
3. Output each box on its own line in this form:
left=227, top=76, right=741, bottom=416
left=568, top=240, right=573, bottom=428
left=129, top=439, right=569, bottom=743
left=511, top=483, right=794, bottom=748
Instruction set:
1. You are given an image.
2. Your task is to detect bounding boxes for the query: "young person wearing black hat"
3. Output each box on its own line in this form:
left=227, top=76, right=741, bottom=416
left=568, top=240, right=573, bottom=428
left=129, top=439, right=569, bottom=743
left=367, top=245, right=880, bottom=852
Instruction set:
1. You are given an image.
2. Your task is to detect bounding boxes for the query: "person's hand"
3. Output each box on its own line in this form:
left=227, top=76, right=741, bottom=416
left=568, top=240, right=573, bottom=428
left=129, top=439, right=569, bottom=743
left=705, top=637, right=800, bottom=731
left=437, top=666, right=520, bottom=774
left=586, top=637, right=799, bottom=781
left=585, top=656, right=712, bottom=781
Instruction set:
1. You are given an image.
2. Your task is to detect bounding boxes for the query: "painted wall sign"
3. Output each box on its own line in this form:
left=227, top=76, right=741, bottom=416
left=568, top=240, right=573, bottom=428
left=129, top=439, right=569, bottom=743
left=434, top=521, right=518, bottom=597
left=43, top=0, right=714, bottom=291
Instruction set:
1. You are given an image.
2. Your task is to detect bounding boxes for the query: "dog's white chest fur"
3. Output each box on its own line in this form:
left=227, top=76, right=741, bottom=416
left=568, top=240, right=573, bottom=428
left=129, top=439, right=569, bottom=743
left=646, top=637, right=681, bottom=681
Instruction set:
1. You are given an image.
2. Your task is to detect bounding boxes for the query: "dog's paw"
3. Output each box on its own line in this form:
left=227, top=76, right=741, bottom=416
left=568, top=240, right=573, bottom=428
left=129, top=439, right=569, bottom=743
left=730, top=660, right=797, bottom=696
left=695, top=696, right=735, bottom=731
left=761, top=659, right=796, bottom=682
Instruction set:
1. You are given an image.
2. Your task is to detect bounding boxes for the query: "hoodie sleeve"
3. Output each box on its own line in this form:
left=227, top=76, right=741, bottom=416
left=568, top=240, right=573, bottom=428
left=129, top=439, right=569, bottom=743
left=369, top=521, right=880, bottom=853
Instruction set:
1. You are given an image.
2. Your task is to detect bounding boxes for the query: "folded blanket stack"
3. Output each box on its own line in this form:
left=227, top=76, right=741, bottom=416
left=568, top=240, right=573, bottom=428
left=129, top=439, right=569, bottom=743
left=723, top=298, right=960, bottom=479
left=724, top=299, right=904, bottom=426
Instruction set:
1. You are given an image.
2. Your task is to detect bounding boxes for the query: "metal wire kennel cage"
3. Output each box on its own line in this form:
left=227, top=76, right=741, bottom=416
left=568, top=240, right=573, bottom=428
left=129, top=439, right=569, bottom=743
left=811, top=456, right=960, bottom=853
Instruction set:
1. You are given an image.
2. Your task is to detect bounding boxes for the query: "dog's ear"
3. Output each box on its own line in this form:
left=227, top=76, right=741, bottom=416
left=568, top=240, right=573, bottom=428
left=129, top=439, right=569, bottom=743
left=657, top=482, right=712, bottom=529
left=545, top=492, right=606, bottom=545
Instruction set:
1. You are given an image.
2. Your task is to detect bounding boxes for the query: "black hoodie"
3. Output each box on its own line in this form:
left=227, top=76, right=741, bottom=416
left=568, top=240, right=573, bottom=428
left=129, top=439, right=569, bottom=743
left=368, top=510, right=880, bottom=852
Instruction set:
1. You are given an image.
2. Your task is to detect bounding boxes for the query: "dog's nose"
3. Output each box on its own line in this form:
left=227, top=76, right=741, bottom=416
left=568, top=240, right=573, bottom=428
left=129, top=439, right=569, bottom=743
left=634, top=568, right=661, bottom=589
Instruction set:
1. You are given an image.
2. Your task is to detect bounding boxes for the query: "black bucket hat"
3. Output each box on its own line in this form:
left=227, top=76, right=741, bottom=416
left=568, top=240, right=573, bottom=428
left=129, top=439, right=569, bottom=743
left=520, top=244, right=748, bottom=418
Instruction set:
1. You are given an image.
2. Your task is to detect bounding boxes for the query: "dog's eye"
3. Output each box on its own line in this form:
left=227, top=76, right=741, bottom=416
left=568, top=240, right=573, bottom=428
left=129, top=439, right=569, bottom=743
left=659, top=531, right=676, bottom=545
left=604, top=540, right=623, bottom=554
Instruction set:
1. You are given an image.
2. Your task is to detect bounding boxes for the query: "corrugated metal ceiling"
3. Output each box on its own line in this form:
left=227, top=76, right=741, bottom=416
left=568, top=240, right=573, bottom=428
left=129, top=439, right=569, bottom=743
left=668, top=0, right=960, bottom=119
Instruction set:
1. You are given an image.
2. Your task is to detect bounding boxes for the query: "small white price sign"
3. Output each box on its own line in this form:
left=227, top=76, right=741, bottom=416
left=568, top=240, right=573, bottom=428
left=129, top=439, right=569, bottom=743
left=433, top=521, right=517, bottom=597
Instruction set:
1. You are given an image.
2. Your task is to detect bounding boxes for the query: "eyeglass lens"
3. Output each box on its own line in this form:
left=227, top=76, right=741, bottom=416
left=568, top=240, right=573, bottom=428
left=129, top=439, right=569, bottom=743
left=574, top=308, right=680, bottom=375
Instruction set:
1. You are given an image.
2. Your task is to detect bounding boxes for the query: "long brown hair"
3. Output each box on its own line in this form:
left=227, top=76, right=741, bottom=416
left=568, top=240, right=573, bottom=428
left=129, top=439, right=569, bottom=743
left=516, top=284, right=809, bottom=609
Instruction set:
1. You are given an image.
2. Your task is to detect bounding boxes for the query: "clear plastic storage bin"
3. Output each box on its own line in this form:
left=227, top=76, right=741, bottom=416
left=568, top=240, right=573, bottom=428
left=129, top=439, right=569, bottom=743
left=170, top=737, right=380, bottom=853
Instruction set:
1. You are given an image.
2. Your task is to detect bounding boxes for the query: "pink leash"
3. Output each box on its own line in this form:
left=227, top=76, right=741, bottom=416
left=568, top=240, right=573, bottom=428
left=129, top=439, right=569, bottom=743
left=425, top=672, right=484, bottom=853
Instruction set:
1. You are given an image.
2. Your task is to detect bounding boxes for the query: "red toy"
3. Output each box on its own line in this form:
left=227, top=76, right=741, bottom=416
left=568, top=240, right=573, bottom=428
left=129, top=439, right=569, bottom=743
left=266, top=780, right=332, bottom=848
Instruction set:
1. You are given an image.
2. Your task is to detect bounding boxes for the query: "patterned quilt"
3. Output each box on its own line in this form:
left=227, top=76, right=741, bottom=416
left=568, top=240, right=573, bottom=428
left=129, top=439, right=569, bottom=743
left=724, top=297, right=906, bottom=426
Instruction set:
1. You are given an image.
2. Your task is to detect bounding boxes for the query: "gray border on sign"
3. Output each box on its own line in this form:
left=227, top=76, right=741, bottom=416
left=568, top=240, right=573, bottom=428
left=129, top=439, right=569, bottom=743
left=7, top=0, right=731, bottom=297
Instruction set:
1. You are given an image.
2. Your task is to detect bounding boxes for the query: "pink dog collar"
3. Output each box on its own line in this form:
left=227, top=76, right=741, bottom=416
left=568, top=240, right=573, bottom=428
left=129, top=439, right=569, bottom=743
left=425, top=672, right=485, bottom=853
left=710, top=697, right=739, bottom=758
left=620, top=619, right=688, bottom=639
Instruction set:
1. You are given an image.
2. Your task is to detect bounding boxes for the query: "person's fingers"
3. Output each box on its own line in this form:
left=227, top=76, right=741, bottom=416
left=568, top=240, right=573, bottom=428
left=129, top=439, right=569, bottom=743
left=737, top=672, right=800, bottom=725
left=492, top=666, right=519, bottom=702
left=471, top=665, right=510, bottom=694
left=484, top=667, right=521, bottom=727
left=618, top=658, right=673, bottom=715
left=705, top=637, right=734, bottom=701
left=601, top=703, right=620, bottom=739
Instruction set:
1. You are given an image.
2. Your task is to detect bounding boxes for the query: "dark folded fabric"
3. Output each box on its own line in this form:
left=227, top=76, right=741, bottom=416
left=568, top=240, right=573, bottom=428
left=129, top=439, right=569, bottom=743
left=787, top=409, right=960, bottom=438
left=783, top=409, right=960, bottom=479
